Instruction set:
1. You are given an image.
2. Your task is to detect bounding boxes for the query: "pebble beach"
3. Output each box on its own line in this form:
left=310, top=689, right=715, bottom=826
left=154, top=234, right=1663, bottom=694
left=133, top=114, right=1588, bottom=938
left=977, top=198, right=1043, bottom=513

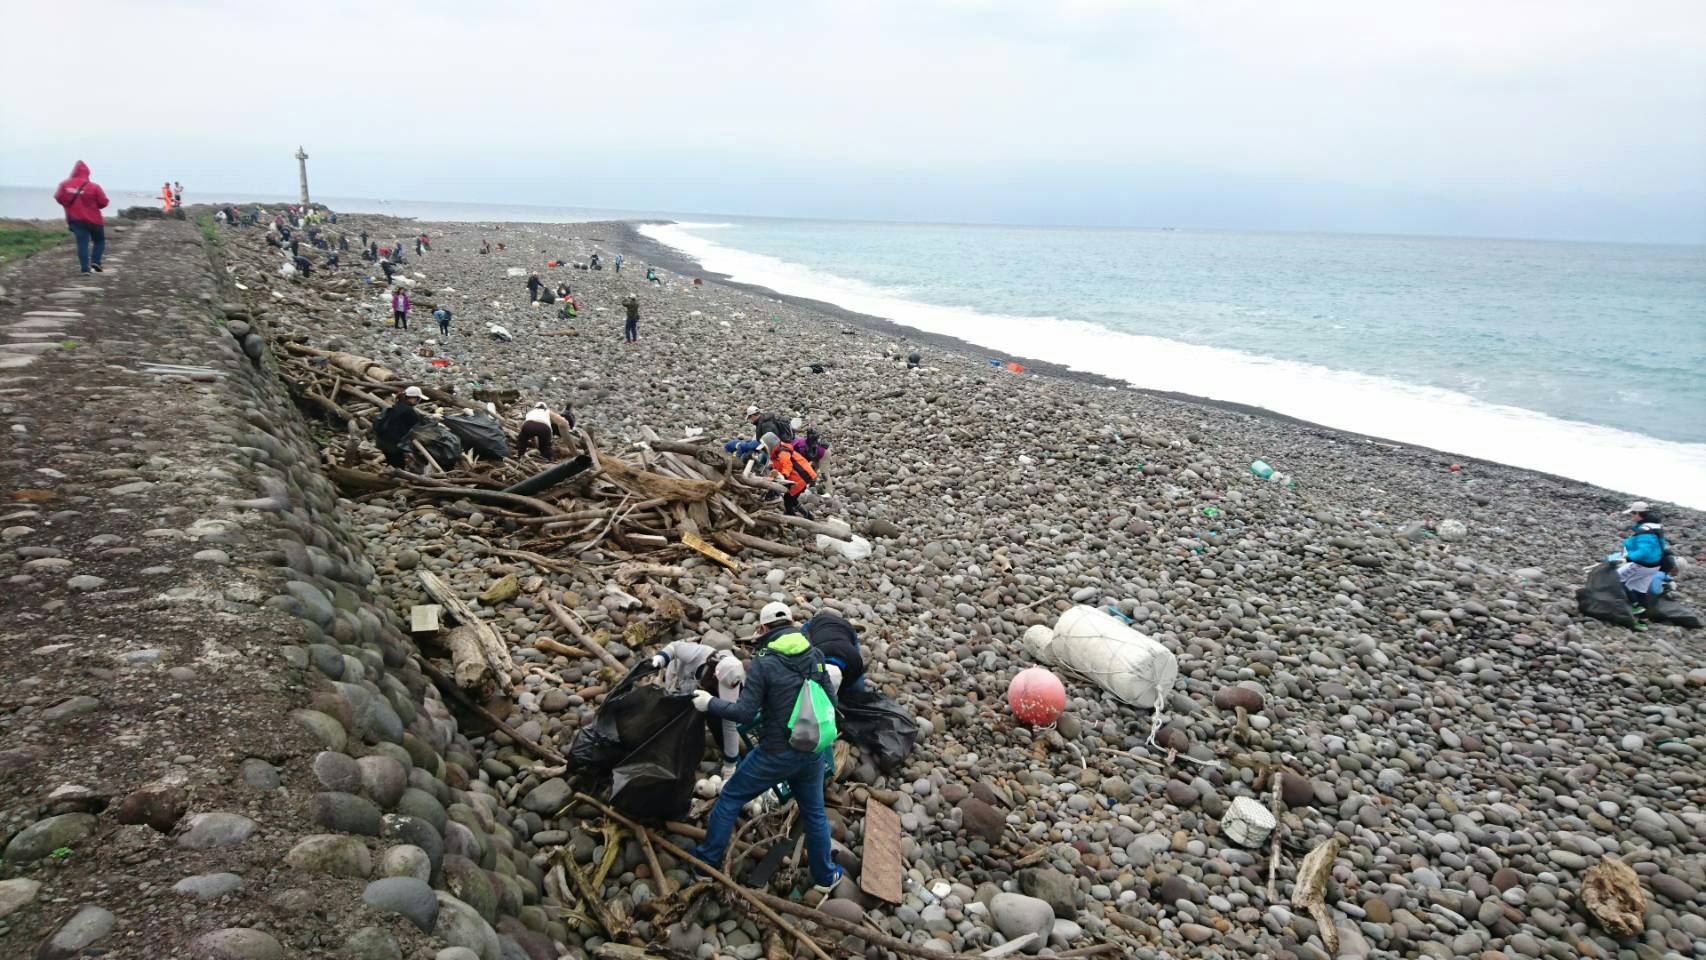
left=263, top=211, right=1706, bottom=959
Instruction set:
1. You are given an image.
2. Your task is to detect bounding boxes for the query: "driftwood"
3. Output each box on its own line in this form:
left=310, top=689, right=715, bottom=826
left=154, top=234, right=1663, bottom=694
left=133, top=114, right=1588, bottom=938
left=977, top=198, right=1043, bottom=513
left=1290, top=837, right=1341, bottom=954
left=541, top=591, right=628, bottom=674
left=414, top=654, right=565, bottom=765
left=418, top=570, right=515, bottom=686
left=443, top=625, right=496, bottom=698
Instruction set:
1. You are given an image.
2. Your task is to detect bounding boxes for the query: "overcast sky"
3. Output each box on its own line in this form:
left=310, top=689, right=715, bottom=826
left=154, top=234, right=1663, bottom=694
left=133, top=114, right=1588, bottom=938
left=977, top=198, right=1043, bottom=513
left=3, top=0, right=1703, bottom=242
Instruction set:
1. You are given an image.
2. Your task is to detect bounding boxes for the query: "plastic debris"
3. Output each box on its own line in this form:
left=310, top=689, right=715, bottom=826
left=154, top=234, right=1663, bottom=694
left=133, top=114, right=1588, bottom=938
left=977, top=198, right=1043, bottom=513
left=1006, top=667, right=1065, bottom=726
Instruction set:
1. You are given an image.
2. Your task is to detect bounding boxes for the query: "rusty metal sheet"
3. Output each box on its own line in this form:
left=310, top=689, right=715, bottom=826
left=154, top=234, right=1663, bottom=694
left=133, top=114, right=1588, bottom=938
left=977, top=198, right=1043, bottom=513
left=860, top=797, right=903, bottom=904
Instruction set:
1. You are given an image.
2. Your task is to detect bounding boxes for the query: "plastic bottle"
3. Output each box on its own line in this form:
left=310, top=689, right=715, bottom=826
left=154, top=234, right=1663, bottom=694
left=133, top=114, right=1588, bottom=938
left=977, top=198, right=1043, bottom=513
left=1250, top=460, right=1274, bottom=479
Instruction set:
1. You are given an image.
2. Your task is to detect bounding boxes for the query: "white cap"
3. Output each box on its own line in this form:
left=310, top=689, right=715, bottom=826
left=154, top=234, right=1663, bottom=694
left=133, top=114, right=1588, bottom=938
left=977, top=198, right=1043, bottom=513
left=1625, top=501, right=1651, bottom=513
left=746, top=405, right=760, bottom=416
left=759, top=601, right=792, bottom=626
left=534, top=401, right=547, bottom=409
left=403, top=386, right=425, bottom=399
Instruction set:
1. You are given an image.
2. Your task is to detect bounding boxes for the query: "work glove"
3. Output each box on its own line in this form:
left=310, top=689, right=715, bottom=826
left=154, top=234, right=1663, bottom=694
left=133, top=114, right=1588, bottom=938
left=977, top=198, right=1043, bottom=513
left=649, top=654, right=667, bottom=670
left=721, top=760, right=738, bottom=780
left=691, top=690, right=713, bottom=712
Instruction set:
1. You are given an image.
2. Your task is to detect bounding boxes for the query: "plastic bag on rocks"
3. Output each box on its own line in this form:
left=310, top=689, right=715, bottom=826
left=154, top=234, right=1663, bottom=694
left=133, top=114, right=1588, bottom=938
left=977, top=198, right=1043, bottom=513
left=405, top=421, right=462, bottom=472
left=837, top=687, right=918, bottom=773
left=442, top=411, right=510, bottom=462
left=1575, top=562, right=1636, bottom=627
left=567, top=662, right=706, bottom=820
left=1650, top=594, right=1703, bottom=628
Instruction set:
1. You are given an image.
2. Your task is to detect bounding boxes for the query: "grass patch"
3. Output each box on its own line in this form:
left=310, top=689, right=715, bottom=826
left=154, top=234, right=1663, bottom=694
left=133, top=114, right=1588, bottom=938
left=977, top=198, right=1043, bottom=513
left=196, top=214, right=218, bottom=245
left=0, top=226, right=66, bottom=266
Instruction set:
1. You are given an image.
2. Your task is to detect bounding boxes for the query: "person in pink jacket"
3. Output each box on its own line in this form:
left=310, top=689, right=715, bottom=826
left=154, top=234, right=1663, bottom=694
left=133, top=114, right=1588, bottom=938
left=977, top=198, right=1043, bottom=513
left=391, top=288, right=411, bottom=329
left=53, top=161, right=110, bottom=274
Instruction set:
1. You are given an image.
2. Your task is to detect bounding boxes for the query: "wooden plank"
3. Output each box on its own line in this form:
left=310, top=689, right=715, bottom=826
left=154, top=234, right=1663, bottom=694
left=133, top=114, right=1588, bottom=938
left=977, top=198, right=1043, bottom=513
left=681, top=529, right=740, bottom=571
left=860, top=797, right=904, bottom=904
left=410, top=604, right=442, bottom=633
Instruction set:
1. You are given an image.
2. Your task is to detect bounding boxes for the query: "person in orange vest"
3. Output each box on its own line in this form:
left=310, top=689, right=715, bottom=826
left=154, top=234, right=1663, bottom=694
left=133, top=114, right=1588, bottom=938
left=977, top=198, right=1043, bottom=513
left=760, top=431, right=817, bottom=520
left=161, top=182, right=174, bottom=211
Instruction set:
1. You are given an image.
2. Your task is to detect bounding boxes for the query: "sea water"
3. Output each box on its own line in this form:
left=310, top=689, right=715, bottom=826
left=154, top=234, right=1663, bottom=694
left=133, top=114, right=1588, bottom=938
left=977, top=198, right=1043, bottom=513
left=641, top=219, right=1706, bottom=509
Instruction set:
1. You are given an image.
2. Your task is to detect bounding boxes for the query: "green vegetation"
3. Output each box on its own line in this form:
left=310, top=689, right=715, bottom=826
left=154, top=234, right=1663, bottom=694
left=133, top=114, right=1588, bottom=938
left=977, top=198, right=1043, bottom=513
left=196, top=214, right=218, bottom=245
left=49, top=847, right=71, bottom=859
left=0, top=225, right=66, bottom=265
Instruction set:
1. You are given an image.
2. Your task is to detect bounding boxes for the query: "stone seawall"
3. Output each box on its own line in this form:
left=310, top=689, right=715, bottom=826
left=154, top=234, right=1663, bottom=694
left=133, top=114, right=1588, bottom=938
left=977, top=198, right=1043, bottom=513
left=1, top=218, right=562, bottom=959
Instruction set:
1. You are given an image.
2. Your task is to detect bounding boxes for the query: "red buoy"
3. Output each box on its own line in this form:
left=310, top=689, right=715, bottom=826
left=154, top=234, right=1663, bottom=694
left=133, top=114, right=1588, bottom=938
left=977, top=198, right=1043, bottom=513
left=1007, top=667, right=1066, bottom=726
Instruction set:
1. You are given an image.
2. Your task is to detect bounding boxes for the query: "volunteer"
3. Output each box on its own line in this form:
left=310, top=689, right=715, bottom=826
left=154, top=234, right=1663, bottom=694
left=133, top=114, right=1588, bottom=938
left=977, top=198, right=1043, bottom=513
left=650, top=640, right=746, bottom=775
left=761, top=431, right=817, bottom=520
left=518, top=402, right=555, bottom=458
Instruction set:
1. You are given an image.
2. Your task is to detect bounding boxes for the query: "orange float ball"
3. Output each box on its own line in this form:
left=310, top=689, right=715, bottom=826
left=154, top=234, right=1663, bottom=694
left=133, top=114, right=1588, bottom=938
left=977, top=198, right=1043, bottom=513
left=1007, top=667, right=1066, bottom=726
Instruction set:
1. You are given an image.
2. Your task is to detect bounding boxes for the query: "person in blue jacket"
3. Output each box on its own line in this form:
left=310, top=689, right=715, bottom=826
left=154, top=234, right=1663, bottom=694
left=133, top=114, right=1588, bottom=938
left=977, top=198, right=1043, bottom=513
left=688, top=602, right=843, bottom=892
left=1615, top=503, right=1670, bottom=629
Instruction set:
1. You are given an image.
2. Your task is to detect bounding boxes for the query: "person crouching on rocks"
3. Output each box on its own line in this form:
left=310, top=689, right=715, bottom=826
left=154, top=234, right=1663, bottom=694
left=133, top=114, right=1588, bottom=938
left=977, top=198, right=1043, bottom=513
left=761, top=432, right=817, bottom=520
left=432, top=305, right=453, bottom=337
left=518, top=402, right=555, bottom=458
left=373, top=386, right=426, bottom=468
left=1616, top=503, right=1673, bottom=630
left=650, top=640, right=746, bottom=776
left=688, top=602, right=844, bottom=894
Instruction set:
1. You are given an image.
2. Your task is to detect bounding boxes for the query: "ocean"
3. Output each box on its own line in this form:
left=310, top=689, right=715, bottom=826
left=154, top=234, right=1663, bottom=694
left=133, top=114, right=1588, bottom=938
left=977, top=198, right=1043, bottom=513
left=639, top=219, right=1706, bottom=509
left=7, top=185, right=1702, bottom=507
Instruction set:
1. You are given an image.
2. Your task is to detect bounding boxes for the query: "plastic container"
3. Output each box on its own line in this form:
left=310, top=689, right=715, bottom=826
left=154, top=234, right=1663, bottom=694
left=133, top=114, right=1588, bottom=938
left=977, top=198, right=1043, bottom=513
left=1250, top=460, right=1274, bottom=479
left=1222, top=796, right=1277, bottom=848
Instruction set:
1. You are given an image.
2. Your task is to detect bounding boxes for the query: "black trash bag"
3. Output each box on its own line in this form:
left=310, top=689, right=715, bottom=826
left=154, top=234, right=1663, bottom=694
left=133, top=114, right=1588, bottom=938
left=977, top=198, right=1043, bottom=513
left=442, top=412, right=510, bottom=462
left=1650, top=594, right=1703, bottom=628
left=567, top=662, right=706, bottom=820
left=404, top=421, right=463, bottom=471
left=1576, top=562, right=1635, bottom=628
left=837, top=687, right=918, bottom=773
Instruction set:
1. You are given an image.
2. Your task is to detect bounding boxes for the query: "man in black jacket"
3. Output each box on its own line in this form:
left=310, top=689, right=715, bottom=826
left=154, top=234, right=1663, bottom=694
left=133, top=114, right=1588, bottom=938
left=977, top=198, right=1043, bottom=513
left=689, top=602, right=843, bottom=891
left=373, top=386, right=425, bottom=468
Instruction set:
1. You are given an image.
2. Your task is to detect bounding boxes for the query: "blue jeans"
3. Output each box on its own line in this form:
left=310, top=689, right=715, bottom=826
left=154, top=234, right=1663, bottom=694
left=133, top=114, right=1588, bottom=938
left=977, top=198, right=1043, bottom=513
left=68, top=220, right=105, bottom=272
left=690, top=748, right=836, bottom=886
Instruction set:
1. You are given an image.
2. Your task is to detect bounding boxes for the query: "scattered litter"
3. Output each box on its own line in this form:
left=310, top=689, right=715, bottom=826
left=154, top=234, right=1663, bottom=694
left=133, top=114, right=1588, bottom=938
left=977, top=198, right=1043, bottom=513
left=1221, top=796, right=1276, bottom=848
left=1026, top=605, right=1178, bottom=738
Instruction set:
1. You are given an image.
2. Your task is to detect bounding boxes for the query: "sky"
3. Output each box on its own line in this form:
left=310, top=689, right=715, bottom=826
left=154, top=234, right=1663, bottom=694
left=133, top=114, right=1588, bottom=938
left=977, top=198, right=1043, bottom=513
left=2, top=0, right=1703, bottom=242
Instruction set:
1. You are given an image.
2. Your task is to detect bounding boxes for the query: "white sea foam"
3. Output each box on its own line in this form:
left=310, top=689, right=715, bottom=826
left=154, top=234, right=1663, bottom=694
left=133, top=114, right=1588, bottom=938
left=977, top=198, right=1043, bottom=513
left=641, top=222, right=1706, bottom=509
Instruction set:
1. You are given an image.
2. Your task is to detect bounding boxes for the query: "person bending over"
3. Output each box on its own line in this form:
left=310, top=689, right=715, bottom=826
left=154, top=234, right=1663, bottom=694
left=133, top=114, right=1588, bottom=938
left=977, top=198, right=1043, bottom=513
left=688, top=602, right=843, bottom=892
left=762, top=432, right=817, bottom=520
left=651, top=640, right=746, bottom=775
left=518, top=402, right=555, bottom=458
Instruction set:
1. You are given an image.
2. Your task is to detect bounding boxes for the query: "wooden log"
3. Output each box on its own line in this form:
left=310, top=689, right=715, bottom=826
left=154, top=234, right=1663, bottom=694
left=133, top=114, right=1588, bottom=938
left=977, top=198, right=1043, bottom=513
left=443, top=625, right=496, bottom=698
left=414, top=653, right=565, bottom=765
left=534, top=636, right=591, bottom=659
left=719, top=530, right=803, bottom=557
left=406, top=479, right=567, bottom=518
left=418, top=570, right=516, bottom=679
left=755, top=511, right=853, bottom=541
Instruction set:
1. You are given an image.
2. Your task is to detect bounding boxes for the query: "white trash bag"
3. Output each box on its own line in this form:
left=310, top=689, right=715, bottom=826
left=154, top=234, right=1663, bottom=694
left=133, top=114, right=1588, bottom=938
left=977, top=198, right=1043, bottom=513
left=1026, top=605, right=1179, bottom=740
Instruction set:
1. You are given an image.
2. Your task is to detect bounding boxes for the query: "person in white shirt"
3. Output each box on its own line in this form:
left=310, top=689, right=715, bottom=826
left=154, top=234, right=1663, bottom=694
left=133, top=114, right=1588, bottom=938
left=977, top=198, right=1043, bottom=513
left=518, top=402, right=555, bottom=458
left=651, top=640, right=746, bottom=775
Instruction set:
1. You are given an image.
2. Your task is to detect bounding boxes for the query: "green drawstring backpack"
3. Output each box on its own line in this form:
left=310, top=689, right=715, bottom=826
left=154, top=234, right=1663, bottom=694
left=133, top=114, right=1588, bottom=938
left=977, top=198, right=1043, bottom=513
left=787, top=662, right=838, bottom=754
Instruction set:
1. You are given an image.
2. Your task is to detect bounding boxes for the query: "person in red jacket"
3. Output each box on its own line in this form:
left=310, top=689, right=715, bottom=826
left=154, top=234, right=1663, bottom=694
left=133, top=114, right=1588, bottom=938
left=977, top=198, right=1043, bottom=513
left=54, top=161, right=110, bottom=274
left=761, top=431, right=817, bottom=520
